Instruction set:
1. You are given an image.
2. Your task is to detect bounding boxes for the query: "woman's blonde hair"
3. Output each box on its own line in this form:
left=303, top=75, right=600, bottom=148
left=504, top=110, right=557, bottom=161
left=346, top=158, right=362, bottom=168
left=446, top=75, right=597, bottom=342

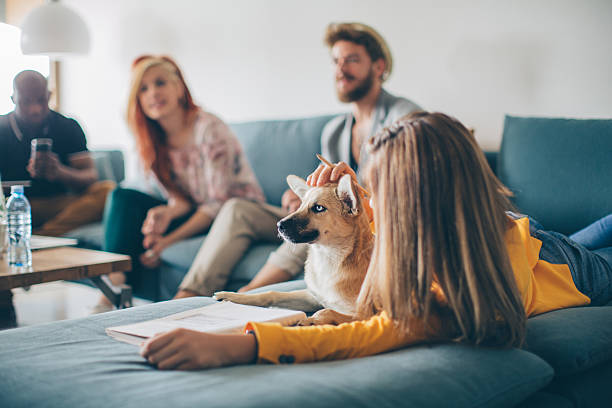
left=357, top=111, right=526, bottom=347
left=126, top=55, right=198, bottom=195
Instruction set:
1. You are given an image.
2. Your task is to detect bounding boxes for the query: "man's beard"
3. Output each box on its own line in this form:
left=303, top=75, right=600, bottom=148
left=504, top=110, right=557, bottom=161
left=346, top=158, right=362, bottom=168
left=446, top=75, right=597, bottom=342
left=336, top=68, right=375, bottom=103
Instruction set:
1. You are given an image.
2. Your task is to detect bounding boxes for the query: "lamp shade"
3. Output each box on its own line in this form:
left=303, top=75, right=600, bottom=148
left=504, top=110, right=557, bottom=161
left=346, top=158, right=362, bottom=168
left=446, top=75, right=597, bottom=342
left=20, top=2, right=90, bottom=56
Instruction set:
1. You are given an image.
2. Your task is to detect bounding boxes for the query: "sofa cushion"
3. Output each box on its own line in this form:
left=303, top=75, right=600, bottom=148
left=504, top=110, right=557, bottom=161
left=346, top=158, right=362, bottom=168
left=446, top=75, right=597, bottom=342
left=158, top=238, right=283, bottom=300
left=543, top=357, right=612, bottom=407
left=499, top=116, right=612, bottom=235
left=230, top=115, right=335, bottom=206
left=160, top=234, right=205, bottom=271
left=0, top=297, right=553, bottom=408
left=92, top=150, right=125, bottom=183
left=524, top=306, right=612, bottom=376
left=517, top=391, right=573, bottom=408
left=64, top=221, right=104, bottom=249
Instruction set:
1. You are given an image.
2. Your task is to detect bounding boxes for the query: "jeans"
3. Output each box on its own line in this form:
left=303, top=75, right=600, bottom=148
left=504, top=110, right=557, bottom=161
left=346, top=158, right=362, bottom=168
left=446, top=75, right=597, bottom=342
left=567, top=214, right=612, bottom=305
left=570, top=214, right=612, bottom=251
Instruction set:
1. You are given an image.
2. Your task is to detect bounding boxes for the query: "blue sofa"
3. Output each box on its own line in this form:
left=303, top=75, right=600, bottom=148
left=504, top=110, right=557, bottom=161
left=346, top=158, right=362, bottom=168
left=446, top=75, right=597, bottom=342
left=14, top=114, right=607, bottom=407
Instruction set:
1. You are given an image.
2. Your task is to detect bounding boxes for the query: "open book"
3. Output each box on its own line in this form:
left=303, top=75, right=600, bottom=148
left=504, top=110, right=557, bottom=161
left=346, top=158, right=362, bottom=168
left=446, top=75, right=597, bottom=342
left=31, top=235, right=78, bottom=250
left=106, top=301, right=307, bottom=345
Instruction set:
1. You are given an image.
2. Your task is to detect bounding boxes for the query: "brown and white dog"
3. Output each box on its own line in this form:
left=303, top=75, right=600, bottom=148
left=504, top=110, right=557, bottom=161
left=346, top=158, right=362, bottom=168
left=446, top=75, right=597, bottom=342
left=214, top=174, right=373, bottom=325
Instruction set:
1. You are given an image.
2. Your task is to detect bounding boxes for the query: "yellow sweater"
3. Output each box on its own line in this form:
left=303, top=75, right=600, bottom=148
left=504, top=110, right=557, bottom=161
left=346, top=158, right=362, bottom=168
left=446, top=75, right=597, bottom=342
left=247, top=217, right=590, bottom=364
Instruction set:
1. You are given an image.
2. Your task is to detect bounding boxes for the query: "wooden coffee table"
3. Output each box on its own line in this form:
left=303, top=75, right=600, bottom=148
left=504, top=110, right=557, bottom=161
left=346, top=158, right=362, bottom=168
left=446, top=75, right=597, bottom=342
left=0, top=247, right=133, bottom=317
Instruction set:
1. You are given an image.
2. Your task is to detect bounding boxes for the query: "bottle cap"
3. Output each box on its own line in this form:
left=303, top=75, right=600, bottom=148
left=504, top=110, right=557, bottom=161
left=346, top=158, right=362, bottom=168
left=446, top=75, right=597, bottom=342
left=10, top=185, right=24, bottom=194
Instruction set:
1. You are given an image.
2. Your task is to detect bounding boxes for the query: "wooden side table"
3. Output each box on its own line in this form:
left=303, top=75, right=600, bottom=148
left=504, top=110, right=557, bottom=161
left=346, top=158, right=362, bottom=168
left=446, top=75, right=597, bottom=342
left=0, top=247, right=132, bottom=328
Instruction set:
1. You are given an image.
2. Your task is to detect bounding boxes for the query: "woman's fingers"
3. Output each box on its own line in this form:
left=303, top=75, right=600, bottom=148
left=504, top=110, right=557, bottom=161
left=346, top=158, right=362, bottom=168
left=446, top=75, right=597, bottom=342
left=156, top=349, right=190, bottom=370
left=141, top=331, right=176, bottom=358
left=140, top=251, right=161, bottom=268
left=330, top=162, right=357, bottom=183
left=142, top=234, right=155, bottom=249
left=174, top=360, right=199, bottom=371
left=142, top=329, right=218, bottom=370
left=317, top=166, right=334, bottom=186
left=307, top=161, right=355, bottom=187
left=307, top=164, right=325, bottom=186
left=141, top=219, right=153, bottom=235
left=142, top=331, right=186, bottom=368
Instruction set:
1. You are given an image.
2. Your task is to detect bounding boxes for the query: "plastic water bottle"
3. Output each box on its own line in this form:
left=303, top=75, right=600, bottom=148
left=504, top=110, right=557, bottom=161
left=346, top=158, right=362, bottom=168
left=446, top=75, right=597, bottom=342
left=7, top=185, right=32, bottom=269
left=0, top=178, right=7, bottom=260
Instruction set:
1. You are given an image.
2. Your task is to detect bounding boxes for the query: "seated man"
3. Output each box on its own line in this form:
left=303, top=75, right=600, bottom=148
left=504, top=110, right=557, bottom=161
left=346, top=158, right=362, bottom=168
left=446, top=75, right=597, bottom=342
left=174, top=22, right=422, bottom=298
left=0, top=70, right=114, bottom=236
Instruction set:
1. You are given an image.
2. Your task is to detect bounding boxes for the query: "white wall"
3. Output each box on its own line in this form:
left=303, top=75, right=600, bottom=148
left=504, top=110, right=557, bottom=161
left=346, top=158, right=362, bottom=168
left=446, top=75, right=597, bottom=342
left=58, top=0, right=612, bottom=179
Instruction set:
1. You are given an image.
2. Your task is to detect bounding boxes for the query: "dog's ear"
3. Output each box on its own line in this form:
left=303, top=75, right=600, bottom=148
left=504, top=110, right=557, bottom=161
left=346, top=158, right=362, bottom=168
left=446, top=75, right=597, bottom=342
left=336, top=174, right=358, bottom=215
left=286, top=175, right=310, bottom=200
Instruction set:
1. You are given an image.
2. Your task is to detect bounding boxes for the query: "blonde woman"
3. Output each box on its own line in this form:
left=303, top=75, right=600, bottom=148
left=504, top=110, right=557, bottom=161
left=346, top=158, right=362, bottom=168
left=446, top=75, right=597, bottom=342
left=97, top=56, right=264, bottom=311
left=140, top=111, right=612, bottom=369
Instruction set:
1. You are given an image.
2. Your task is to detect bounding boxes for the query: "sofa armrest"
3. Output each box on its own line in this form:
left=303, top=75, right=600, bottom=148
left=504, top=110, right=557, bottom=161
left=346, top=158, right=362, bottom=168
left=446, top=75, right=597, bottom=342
left=498, top=116, right=612, bottom=235
left=484, top=151, right=498, bottom=175
left=92, top=150, right=125, bottom=183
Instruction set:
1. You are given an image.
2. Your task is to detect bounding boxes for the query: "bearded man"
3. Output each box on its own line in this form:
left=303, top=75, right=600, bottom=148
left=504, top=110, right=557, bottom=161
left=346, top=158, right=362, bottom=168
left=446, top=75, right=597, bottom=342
left=174, top=22, right=422, bottom=299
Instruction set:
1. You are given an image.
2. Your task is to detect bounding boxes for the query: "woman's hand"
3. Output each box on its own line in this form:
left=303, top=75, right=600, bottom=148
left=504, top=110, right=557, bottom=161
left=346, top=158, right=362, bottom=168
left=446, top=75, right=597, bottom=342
left=140, top=328, right=257, bottom=370
left=307, top=159, right=374, bottom=223
left=140, top=234, right=169, bottom=268
left=142, top=205, right=172, bottom=236
left=307, top=161, right=358, bottom=187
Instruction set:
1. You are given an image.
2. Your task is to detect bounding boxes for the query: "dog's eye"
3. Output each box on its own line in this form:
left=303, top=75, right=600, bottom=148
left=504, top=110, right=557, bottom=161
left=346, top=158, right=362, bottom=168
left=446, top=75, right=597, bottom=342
left=311, top=204, right=327, bottom=213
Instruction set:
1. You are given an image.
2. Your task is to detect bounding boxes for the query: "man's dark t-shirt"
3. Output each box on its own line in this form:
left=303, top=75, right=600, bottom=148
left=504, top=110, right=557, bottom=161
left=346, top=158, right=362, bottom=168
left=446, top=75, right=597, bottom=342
left=0, top=110, right=88, bottom=197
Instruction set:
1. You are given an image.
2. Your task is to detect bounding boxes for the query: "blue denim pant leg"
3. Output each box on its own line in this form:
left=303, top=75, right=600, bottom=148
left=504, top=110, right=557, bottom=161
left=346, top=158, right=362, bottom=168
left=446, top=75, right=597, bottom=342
left=569, top=214, right=612, bottom=250
left=591, top=247, right=612, bottom=306
left=535, top=229, right=612, bottom=307
left=564, top=214, right=612, bottom=305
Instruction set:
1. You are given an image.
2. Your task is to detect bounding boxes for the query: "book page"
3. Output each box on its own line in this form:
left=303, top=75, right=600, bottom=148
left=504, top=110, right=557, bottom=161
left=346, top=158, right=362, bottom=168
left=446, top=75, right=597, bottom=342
left=106, top=301, right=306, bottom=344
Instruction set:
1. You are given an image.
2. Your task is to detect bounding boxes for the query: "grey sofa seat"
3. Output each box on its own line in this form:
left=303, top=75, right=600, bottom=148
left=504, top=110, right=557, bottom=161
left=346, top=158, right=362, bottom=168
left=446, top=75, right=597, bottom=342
left=0, top=292, right=555, bottom=408
left=1, top=281, right=611, bottom=407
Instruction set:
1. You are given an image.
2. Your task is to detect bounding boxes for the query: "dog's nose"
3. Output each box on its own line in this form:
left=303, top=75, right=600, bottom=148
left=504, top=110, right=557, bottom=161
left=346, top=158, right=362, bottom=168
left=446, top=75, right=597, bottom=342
left=277, top=218, right=292, bottom=232
left=278, top=217, right=306, bottom=233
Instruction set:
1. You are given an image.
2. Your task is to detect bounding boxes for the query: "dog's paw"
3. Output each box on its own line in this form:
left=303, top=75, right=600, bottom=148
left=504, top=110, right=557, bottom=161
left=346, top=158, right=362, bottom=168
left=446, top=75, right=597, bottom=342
left=299, top=309, right=355, bottom=326
left=213, top=291, right=242, bottom=302
left=295, top=317, right=318, bottom=326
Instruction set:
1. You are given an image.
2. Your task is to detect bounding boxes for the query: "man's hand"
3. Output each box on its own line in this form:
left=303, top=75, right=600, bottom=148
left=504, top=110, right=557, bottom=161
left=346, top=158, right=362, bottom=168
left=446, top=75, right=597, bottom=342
left=140, top=328, right=256, bottom=370
left=281, top=189, right=301, bottom=213
left=27, top=152, right=62, bottom=180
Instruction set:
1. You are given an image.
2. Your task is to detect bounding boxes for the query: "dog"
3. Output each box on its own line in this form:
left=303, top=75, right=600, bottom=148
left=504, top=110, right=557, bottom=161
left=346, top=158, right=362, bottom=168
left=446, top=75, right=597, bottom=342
left=214, top=173, right=374, bottom=325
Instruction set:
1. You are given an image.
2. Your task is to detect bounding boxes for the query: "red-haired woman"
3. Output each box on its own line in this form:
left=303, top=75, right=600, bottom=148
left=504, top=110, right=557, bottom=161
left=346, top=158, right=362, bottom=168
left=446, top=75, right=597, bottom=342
left=97, top=56, right=264, bottom=311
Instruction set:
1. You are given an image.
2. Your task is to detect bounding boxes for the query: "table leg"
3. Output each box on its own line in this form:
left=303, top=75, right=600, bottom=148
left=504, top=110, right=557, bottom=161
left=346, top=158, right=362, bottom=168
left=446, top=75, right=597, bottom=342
left=90, top=275, right=133, bottom=309
left=0, top=290, right=17, bottom=329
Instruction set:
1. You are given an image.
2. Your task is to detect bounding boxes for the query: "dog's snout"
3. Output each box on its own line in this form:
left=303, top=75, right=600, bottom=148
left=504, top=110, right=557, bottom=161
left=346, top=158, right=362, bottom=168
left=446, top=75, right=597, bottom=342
left=277, top=217, right=305, bottom=233
left=277, top=215, right=318, bottom=242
